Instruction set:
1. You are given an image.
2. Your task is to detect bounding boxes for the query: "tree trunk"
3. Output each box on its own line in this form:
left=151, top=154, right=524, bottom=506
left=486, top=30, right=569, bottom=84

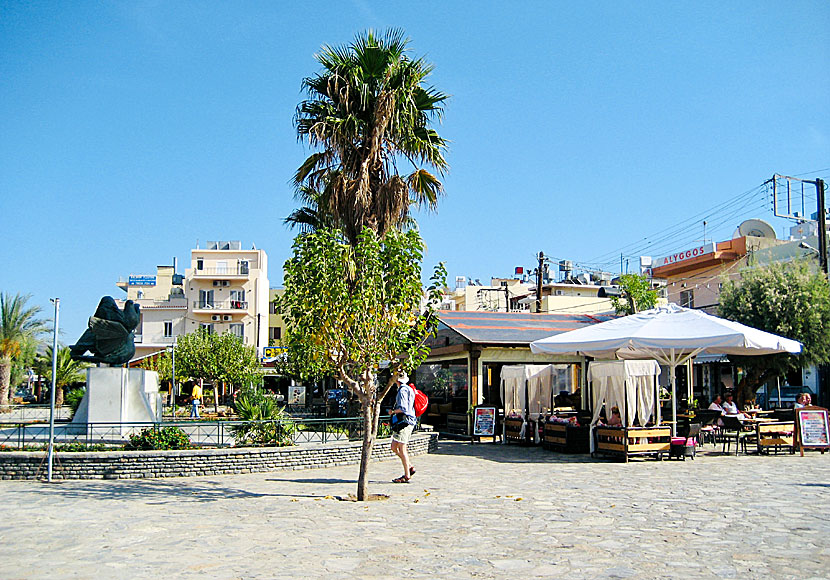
left=0, top=360, right=10, bottom=407
left=55, top=384, right=64, bottom=407
left=357, top=402, right=375, bottom=501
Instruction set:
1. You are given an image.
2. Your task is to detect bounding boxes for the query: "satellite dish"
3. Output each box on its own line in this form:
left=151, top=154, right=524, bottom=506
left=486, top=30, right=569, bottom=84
left=737, top=219, right=776, bottom=239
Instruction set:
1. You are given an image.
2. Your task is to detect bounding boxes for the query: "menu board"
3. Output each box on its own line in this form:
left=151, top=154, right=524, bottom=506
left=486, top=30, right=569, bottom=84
left=473, top=406, right=497, bottom=436
left=796, top=407, right=829, bottom=452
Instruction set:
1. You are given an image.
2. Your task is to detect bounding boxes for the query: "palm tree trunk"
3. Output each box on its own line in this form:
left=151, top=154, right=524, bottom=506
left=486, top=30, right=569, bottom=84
left=0, top=360, right=10, bottom=407
left=55, top=384, right=64, bottom=407
left=357, top=402, right=375, bottom=501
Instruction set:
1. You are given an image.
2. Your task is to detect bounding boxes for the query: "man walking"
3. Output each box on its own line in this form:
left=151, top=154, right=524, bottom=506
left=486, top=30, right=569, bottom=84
left=190, top=382, right=202, bottom=419
left=390, top=373, right=416, bottom=483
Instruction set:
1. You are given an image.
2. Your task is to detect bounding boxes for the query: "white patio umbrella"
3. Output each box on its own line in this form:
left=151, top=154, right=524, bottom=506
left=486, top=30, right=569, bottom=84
left=530, top=304, right=802, bottom=433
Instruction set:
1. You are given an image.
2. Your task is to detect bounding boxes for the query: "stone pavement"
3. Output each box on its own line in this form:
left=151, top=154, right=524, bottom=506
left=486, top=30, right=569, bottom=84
left=0, top=441, right=828, bottom=579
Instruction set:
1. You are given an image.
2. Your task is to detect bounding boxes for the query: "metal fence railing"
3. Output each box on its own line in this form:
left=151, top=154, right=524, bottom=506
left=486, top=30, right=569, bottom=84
left=0, top=405, right=72, bottom=423
left=0, top=417, right=366, bottom=451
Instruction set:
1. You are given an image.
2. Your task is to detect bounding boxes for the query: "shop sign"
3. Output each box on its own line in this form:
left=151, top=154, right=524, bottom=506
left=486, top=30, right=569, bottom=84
left=262, top=346, right=287, bottom=360
left=654, top=242, right=715, bottom=268
left=129, top=275, right=156, bottom=286
left=473, top=406, right=497, bottom=436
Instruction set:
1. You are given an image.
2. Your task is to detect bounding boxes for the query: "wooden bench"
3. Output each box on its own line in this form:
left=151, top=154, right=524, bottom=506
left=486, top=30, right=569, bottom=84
left=756, top=421, right=794, bottom=454
left=594, top=426, right=672, bottom=462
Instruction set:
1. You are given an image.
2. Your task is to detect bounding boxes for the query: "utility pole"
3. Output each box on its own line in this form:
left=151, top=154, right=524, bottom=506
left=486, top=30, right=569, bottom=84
left=535, top=252, right=545, bottom=313
left=817, top=178, right=828, bottom=278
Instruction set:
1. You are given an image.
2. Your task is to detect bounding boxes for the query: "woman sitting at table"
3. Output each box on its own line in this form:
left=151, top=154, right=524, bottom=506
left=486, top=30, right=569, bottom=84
left=722, top=392, right=748, bottom=419
left=607, top=406, right=623, bottom=427
left=708, top=395, right=725, bottom=413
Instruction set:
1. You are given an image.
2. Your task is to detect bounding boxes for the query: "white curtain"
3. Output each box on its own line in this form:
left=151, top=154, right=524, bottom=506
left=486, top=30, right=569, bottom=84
left=500, top=366, right=527, bottom=416
left=588, top=360, right=661, bottom=427
left=636, top=375, right=656, bottom=427
left=527, top=365, right=554, bottom=420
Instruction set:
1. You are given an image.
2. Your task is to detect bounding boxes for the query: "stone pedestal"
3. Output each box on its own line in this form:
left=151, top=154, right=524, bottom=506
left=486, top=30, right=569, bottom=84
left=73, top=368, right=161, bottom=432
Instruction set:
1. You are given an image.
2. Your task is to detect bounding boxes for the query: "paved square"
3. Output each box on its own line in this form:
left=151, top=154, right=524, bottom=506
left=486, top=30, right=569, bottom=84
left=0, top=441, right=828, bottom=579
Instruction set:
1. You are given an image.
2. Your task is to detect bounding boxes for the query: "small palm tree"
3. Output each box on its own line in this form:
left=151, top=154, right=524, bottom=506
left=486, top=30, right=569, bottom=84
left=39, top=346, right=89, bottom=407
left=0, top=293, right=46, bottom=406
left=293, top=28, right=449, bottom=244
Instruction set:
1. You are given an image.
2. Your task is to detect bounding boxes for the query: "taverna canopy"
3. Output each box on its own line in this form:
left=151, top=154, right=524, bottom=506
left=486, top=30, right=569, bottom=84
left=529, top=304, right=802, bottom=361
left=530, top=304, right=802, bottom=434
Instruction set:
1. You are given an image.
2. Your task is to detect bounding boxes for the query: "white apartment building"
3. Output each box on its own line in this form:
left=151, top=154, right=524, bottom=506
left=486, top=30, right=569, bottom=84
left=184, top=241, right=269, bottom=353
left=117, top=241, right=269, bottom=361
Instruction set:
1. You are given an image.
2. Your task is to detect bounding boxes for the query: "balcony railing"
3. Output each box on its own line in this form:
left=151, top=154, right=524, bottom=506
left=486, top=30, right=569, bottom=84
left=192, top=266, right=251, bottom=276
left=192, top=300, right=248, bottom=310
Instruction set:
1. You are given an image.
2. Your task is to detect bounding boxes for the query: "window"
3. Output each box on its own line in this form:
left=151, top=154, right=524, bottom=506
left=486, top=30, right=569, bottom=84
left=197, top=258, right=204, bottom=270
left=230, top=323, right=244, bottom=339
left=230, top=289, right=246, bottom=308
left=199, top=289, right=214, bottom=308
left=199, top=323, right=214, bottom=334
left=163, top=321, right=173, bottom=338
left=680, top=289, right=694, bottom=308
left=269, top=301, right=277, bottom=314
left=269, top=327, right=281, bottom=341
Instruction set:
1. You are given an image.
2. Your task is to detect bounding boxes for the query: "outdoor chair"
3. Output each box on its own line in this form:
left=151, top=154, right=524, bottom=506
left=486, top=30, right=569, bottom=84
left=670, top=422, right=700, bottom=460
left=694, top=410, right=721, bottom=445
left=720, top=415, right=753, bottom=455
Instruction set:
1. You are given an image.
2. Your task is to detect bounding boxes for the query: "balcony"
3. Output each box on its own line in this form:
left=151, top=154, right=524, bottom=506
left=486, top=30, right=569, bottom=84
left=191, top=265, right=252, bottom=277
left=192, top=300, right=248, bottom=312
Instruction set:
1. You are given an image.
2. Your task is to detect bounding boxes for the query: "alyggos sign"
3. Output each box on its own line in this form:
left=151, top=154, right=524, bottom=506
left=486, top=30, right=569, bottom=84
left=654, top=242, right=715, bottom=268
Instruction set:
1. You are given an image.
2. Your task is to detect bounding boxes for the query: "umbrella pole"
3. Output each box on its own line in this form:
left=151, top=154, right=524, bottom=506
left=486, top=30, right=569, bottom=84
left=670, top=348, right=677, bottom=437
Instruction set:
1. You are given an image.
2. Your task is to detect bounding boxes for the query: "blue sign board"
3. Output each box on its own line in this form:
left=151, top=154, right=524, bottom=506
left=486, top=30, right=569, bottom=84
left=129, top=275, right=157, bottom=286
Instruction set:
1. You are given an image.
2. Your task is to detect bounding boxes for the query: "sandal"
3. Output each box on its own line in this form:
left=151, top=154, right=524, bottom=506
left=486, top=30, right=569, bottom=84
left=392, top=475, right=410, bottom=483
left=409, top=467, right=416, bottom=476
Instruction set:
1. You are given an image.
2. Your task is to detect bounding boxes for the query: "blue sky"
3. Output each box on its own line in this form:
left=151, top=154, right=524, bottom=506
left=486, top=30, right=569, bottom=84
left=1, top=1, right=828, bottom=342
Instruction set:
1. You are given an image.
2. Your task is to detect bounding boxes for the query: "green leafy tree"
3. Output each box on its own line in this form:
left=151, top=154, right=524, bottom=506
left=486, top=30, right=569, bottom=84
left=0, top=293, right=46, bottom=406
left=279, top=226, right=445, bottom=500
left=292, top=29, right=449, bottom=244
left=37, top=346, right=90, bottom=407
left=174, top=330, right=263, bottom=411
left=718, top=260, right=830, bottom=404
left=139, top=350, right=189, bottom=402
left=611, top=274, right=658, bottom=315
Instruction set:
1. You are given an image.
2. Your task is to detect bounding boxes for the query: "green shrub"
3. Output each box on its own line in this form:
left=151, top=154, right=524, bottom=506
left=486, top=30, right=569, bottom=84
left=230, top=387, right=295, bottom=447
left=65, top=387, right=86, bottom=418
left=124, top=426, right=192, bottom=450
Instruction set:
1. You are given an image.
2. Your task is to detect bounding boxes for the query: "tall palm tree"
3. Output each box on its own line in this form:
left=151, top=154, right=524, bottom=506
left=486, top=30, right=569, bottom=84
left=0, top=293, right=46, bottom=406
left=39, top=346, right=89, bottom=407
left=292, top=28, right=449, bottom=244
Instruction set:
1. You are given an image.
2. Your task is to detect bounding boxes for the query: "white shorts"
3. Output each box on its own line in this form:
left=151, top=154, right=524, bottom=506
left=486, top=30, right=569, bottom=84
left=392, top=424, right=414, bottom=444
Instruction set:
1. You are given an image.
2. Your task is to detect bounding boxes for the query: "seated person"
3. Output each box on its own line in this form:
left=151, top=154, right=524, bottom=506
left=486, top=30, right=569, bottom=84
left=708, top=395, right=725, bottom=414
left=722, top=392, right=747, bottom=419
left=794, top=393, right=812, bottom=408
left=607, top=406, right=623, bottom=427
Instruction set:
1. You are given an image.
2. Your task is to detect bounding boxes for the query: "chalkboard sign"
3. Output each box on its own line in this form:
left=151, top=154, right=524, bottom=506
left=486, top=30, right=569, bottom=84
left=795, top=406, right=829, bottom=456
left=473, top=406, right=497, bottom=437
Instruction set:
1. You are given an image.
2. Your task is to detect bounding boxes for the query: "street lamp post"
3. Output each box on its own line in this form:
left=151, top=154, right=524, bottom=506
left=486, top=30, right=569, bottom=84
left=47, top=298, right=59, bottom=482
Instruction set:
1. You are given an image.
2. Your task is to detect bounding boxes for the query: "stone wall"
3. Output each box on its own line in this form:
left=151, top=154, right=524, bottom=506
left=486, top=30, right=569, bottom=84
left=0, top=432, right=438, bottom=480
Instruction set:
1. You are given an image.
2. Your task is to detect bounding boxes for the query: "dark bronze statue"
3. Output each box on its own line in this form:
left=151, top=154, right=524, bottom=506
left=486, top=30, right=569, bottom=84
left=70, top=296, right=141, bottom=365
